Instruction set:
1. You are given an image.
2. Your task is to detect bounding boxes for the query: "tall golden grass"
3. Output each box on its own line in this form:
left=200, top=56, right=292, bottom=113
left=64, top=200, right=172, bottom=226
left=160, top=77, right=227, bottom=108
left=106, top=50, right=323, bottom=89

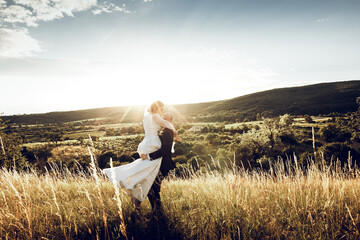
left=163, top=156, right=360, bottom=239
left=1, top=155, right=360, bottom=239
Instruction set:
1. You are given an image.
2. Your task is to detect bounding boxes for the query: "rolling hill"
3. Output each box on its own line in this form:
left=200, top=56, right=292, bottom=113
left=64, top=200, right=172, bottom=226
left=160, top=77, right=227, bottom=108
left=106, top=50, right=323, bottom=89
left=202, top=80, right=360, bottom=118
left=2, top=80, right=359, bottom=124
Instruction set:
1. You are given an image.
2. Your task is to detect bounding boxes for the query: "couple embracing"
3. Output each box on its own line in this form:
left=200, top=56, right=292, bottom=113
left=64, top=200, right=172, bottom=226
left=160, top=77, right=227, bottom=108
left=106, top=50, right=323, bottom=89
left=103, top=100, right=179, bottom=212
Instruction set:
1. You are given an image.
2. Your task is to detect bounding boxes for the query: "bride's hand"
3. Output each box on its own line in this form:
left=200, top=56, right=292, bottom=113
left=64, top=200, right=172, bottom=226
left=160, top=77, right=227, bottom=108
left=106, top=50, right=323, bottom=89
left=175, top=136, right=182, bottom=142
left=140, top=154, right=147, bottom=160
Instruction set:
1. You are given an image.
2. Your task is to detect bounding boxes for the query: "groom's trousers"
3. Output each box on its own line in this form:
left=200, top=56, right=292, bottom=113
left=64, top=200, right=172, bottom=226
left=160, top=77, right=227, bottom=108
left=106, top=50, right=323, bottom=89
left=148, top=171, right=164, bottom=211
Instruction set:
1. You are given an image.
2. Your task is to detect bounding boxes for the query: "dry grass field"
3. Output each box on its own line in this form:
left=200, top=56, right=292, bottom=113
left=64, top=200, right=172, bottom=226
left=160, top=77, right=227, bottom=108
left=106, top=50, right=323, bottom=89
left=1, top=154, right=360, bottom=240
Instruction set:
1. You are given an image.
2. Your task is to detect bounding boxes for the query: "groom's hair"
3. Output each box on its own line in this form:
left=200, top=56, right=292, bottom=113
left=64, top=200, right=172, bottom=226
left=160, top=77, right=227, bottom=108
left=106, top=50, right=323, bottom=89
left=149, top=100, right=164, bottom=114
left=162, top=112, right=173, bottom=122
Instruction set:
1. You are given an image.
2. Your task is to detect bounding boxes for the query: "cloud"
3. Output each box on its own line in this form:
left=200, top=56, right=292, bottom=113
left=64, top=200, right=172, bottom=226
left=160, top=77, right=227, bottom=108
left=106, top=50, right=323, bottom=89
left=0, top=0, right=147, bottom=58
left=316, top=18, right=330, bottom=23
left=0, top=0, right=97, bottom=58
left=0, top=28, right=41, bottom=58
left=0, top=4, right=38, bottom=27
left=0, top=0, right=97, bottom=26
left=91, top=0, right=155, bottom=15
left=92, top=2, right=129, bottom=15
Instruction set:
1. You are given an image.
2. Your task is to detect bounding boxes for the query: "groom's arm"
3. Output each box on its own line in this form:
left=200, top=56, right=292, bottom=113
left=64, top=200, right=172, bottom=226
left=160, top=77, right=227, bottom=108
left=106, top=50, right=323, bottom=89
left=148, top=129, right=174, bottom=160
left=148, top=149, right=162, bottom=160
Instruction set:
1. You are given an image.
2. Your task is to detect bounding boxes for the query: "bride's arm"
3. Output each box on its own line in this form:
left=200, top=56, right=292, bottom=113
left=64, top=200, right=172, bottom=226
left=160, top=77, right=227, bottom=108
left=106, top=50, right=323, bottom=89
left=152, top=114, right=176, bottom=133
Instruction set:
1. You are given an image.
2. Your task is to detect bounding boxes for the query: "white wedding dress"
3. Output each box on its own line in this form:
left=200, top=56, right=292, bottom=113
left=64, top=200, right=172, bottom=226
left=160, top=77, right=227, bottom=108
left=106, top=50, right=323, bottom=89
left=103, top=112, right=175, bottom=202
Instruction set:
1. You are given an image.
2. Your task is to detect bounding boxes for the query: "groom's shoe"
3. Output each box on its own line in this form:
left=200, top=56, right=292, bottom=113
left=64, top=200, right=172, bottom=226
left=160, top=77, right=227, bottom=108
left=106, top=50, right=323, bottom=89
left=152, top=200, right=162, bottom=214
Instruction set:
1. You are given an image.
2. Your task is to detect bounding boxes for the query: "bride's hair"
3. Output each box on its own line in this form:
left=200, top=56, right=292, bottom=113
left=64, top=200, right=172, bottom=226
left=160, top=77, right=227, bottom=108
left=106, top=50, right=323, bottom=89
left=148, top=100, right=164, bottom=114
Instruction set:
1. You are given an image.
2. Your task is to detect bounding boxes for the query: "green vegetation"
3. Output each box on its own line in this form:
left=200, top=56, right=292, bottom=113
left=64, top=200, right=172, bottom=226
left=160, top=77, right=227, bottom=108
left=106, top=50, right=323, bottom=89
left=0, top=80, right=360, bottom=239
left=1, top=110, right=360, bottom=173
left=201, top=80, right=360, bottom=121
left=2, top=80, right=360, bottom=124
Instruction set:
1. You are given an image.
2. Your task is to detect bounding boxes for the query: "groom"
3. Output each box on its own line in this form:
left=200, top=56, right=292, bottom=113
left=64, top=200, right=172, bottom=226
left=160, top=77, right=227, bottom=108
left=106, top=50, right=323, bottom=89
left=141, top=112, right=176, bottom=211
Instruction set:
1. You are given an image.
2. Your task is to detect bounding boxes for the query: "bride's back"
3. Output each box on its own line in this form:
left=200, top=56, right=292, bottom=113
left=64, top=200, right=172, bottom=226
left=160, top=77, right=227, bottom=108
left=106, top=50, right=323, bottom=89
left=143, top=113, right=161, bottom=137
left=137, top=113, right=162, bottom=155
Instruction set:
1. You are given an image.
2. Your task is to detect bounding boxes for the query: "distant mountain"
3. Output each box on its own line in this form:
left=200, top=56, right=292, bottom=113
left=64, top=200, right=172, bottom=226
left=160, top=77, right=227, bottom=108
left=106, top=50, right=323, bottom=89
left=2, top=106, right=147, bottom=125
left=2, top=80, right=360, bottom=124
left=202, top=80, right=360, bottom=118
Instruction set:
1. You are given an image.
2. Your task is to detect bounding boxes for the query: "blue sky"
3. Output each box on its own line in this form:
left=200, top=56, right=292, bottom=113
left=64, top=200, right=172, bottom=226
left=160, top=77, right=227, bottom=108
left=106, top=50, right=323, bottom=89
left=0, top=0, right=360, bottom=115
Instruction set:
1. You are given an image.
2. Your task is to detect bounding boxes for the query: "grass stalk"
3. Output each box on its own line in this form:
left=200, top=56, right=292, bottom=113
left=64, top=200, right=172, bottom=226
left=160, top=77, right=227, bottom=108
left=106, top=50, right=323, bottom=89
left=0, top=155, right=360, bottom=239
left=109, top=157, right=128, bottom=240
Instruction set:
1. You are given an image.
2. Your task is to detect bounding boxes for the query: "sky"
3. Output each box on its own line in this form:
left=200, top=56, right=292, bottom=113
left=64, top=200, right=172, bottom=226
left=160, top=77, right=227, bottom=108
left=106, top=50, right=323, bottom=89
left=0, top=0, right=360, bottom=115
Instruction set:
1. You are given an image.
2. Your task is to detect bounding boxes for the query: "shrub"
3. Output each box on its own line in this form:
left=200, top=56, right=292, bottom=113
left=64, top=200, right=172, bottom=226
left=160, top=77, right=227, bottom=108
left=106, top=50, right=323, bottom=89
left=0, top=132, right=26, bottom=170
left=304, top=114, right=314, bottom=123
left=192, top=142, right=209, bottom=155
left=279, top=133, right=298, bottom=146
left=319, top=123, right=351, bottom=142
left=173, top=155, right=187, bottom=164
left=98, top=151, right=117, bottom=169
left=319, top=142, right=360, bottom=165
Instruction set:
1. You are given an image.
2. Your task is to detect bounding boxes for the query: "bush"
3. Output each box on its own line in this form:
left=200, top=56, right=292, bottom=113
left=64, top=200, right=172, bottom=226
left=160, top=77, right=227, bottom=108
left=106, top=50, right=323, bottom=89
left=319, top=142, right=360, bottom=165
left=279, top=133, right=298, bottom=146
left=173, top=155, right=188, bottom=164
left=174, top=141, right=192, bottom=156
left=319, top=123, right=351, bottom=142
left=118, top=154, right=134, bottom=163
left=299, top=151, right=315, bottom=166
left=0, top=133, right=26, bottom=170
left=177, top=128, right=185, bottom=134
left=192, top=142, right=209, bottom=155
left=304, top=114, right=314, bottom=123
left=48, top=146, right=100, bottom=172
left=98, top=151, right=117, bottom=169
left=24, top=145, right=53, bottom=170
left=205, top=133, right=219, bottom=144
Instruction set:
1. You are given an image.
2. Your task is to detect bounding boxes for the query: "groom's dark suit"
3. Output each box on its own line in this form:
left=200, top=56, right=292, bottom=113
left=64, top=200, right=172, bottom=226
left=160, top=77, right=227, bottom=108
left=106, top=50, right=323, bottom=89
left=147, top=128, right=176, bottom=210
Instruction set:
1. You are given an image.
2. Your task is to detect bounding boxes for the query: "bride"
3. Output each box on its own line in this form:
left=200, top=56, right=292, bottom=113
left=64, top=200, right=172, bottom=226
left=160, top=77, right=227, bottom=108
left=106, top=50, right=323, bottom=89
left=103, top=100, right=177, bottom=205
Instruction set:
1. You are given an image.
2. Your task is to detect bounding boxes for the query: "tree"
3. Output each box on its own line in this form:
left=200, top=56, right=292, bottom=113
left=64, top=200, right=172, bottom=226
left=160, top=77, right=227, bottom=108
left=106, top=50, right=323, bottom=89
left=0, top=132, right=26, bottom=170
left=243, top=117, right=250, bottom=122
left=98, top=151, right=117, bottom=169
left=0, top=117, right=5, bottom=130
left=201, top=126, right=209, bottom=133
left=319, top=123, right=351, bottom=143
left=304, top=114, right=314, bottom=123
left=279, top=133, right=297, bottom=147
left=205, top=133, right=219, bottom=145
left=0, top=118, right=6, bottom=158
left=262, top=118, right=280, bottom=154
left=1, top=118, right=26, bottom=169
left=78, top=136, right=84, bottom=144
left=256, top=113, right=262, bottom=121
left=192, top=142, right=209, bottom=155
left=47, top=132, right=63, bottom=146
left=319, top=142, right=360, bottom=166
left=279, top=114, right=293, bottom=127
